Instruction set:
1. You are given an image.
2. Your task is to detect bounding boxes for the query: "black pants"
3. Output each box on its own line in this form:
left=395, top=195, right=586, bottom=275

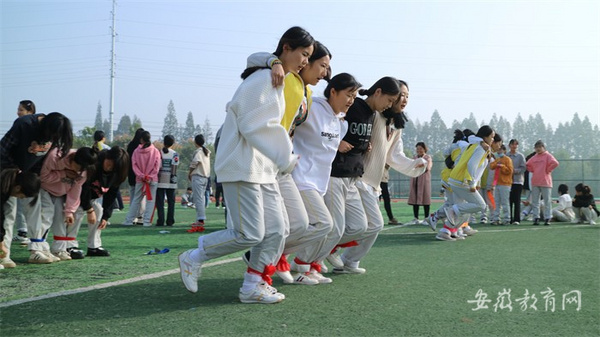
left=215, top=183, right=225, bottom=207
left=509, top=184, right=523, bottom=223
left=380, top=182, right=394, bottom=220
left=155, top=188, right=176, bottom=226
left=413, top=205, right=430, bottom=219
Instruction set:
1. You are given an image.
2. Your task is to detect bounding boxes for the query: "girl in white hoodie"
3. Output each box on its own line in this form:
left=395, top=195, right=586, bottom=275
left=288, top=73, right=362, bottom=284
left=178, top=26, right=315, bottom=304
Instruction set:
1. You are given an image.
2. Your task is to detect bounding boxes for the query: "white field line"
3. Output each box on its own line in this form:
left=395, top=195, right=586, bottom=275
left=1, top=224, right=593, bottom=308
left=380, top=223, right=593, bottom=235
left=0, top=257, right=241, bottom=308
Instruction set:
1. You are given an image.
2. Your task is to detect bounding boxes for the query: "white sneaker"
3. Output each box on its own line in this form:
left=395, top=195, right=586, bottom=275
left=512, top=221, right=520, bottom=225
left=44, top=250, right=61, bottom=262
left=319, top=261, right=328, bottom=273
left=590, top=219, right=597, bottom=225
left=407, top=218, right=419, bottom=225
left=444, top=207, right=458, bottom=226
left=450, top=232, right=466, bottom=240
left=427, top=213, right=438, bottom=231
left=435, top=231, right=456, bottom=241
left=0, top=257, right=17, bottom=268
left=308, top=269, right=333, bottom=284
left=0, top=264, right=4, bottom=270
left=463, top=227, right=478, bottom=235
left=13, top=234, right=30, bottom=246
left=332, top=266, right=366, bottom=274
left=263, top=283, right=284, bottom=299
left=178, top=249, right=202, bottom=293
left=276, top=270, right=295, bottom=284
left=143, top=223, right=152, bottom=227
left=239, top=282, right=284, bottom=304
left=28, top=251, right=53, bottom=264
left=53, top=251, right=72, bottom=261
left=285, top=272, right=319, bottom=285
left=326, top=251, right=344, bottom=269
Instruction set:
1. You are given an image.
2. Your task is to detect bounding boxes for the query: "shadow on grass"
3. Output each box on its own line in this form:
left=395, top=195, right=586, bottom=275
left=1, top=277, right=244, bottom=330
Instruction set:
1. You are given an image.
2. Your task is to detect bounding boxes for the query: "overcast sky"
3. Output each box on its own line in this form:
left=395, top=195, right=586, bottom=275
left=2, top=0, right=599, bottom=140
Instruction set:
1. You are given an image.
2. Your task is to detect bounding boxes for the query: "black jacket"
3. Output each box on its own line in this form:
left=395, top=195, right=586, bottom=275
left=330, top=98, right=375, bottom=178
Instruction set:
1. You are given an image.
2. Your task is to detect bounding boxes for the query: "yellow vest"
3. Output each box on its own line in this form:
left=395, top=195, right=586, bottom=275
left=281, top=72, right=312, bottom=134
left=449, top=144, right=488, bottom=186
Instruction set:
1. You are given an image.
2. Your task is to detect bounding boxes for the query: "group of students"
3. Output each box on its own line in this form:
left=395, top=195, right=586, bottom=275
left=177, top=26, right=427, bottom=304
left=0, top=99, right=216, bottom=268
left=0, top=100, right=134, bottom=266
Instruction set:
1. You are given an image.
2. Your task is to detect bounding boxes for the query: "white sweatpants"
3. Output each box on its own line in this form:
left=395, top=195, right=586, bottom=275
left=277, top=173, right=309, bottom=255
left=40, top=190, right=73, bottom=253
left=71, top=198, right=105, bottom=249
left=574, top=207, right=598, bottom=223
left=125, top=181, right=157, bottom=224
left=492, top=185, right=511, bottom=222
left=340, top=180, right=384, bottom=268
left=2, top=197, right=17, bottom=259
left=314, top=177, right=367, bottom=264
left=450, top=185, right=487, bottom=223
left=23, top=192, right=46, bottom=252
left=192, top=182, right=286, bottom=273
left=294, top=188, right=334, bottom=264
left=530, top=186, right=552, bottom=220
left=191, top=175, right=208, bottom=221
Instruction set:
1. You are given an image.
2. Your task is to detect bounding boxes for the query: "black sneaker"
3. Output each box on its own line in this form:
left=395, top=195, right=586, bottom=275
left=544, top=220, right=550, bottom=226
left=533, top=218, right=540, bottom=226
left=87, top=247, right=110, bottom=257
left=67, top=247, right=85, bottom=259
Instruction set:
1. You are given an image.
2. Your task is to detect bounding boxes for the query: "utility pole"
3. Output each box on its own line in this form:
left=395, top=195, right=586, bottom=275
left=108, top=0, right=117, bottom=142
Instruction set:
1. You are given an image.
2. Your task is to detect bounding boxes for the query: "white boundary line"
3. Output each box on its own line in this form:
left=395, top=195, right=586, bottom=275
left=1, top=224, right=594, bottom=308
left=379, top=223, right=593, bottom=235
left=0, top=257, right=241, bottom=308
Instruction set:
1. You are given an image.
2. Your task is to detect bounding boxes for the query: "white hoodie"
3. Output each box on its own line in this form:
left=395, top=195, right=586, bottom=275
left=215, top=69, right=296, bottom=184
left=292, top=97, right=348, bottom=195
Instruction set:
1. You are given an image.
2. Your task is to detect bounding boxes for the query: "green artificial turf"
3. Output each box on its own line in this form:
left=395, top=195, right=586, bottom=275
left=1, top=201, right=599, bottom=336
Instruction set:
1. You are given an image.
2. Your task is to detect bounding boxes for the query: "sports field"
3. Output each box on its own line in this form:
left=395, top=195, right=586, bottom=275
left=1, top=201, right=599, bottom=337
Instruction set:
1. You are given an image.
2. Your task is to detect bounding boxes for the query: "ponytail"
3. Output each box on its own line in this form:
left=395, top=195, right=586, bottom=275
left=194, top=134, right=209, bottom=156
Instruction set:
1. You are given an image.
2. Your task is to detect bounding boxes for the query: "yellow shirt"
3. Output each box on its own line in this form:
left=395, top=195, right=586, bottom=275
left=281, top=72, right=312, bottom=135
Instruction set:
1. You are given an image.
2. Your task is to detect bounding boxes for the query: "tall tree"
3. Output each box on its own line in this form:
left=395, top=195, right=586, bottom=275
left=162, top=100, right=179, bottom=139
left=420, top=109, right=447, bottom=154
left=116, top=114, right=132, bottom=137
left=102, top=119, right=111, bottom=136
left=181, top=111, right=196, bottom=141
left=94, top=101, right=103, bottom=131
left=201, top=117, right=214, bottom=144
left=511, top=113, right=528, bottom=148
left=131, top=115, right=142, bottom=134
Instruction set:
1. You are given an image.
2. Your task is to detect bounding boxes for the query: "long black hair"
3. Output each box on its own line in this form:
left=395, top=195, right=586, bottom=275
left=73, top=147, right=98, bottom=178
left=163, top=135, right=175, bottom=154
left=140, top=131, right=152, bottom=149
left=195, top=134, right=209, bottom=156
left=1, top=169, right=41, bottom=207
left=381, top=79, right=408, bottom=129
left=38, top=112, right=73, bottom=159
left=241, top=26, right=315, bottom=79
left=323, top=73, right=362, bottom=99
left=100, top=146, right=130, bottom=187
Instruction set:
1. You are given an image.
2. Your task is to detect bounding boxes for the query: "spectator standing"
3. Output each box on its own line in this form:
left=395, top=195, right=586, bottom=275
left=380, top=165, right=397, bottom=225
left=155, top=135, right=179, bottom=227
left=407, top=142, right=433, bottom=225
left=188, top=134, right=211, bottom=232
left=526, top=140, right=559, bottom=226
left=123, top=131, right=161, bottom=227
left=507, top=139, right=526, bottom=224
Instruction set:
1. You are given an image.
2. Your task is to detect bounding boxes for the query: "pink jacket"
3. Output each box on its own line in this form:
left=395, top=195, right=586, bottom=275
left=526, top=151, right=559, bottom=188
left=40, top=148, right=87, bottom=215
left=132, top=144, right=161, bottom=182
